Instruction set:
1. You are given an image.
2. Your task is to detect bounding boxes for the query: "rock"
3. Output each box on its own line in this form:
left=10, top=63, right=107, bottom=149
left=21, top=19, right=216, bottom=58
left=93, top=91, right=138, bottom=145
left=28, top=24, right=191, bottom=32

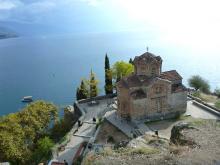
left=170, top=122, right=197, bottom=146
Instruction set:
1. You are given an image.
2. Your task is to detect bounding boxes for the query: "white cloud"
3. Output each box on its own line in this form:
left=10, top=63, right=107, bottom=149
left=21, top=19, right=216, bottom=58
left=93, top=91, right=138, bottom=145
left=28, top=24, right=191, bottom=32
left=0, top=0, right=21, bottom=10
left=0, top=0, right=58, bottom=22
left=26, top=1, right=56, bottom=13
left=109, top=0, right=220, bottom=55
left=80, top=0, right=101, bottom=6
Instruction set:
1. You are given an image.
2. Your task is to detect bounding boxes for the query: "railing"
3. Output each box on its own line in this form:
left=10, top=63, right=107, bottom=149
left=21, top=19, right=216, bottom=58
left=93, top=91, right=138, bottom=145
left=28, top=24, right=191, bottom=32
left=188, top=94, right=220, bottom=113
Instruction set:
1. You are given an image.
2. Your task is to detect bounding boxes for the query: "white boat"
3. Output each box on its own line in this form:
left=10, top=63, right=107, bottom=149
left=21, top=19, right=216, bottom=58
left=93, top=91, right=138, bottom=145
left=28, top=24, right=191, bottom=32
left=21, top=96, right=33, bottom=102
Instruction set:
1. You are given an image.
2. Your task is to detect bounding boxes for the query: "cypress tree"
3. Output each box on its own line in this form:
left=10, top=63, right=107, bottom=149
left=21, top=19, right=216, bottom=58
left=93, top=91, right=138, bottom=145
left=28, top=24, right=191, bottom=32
left=129, top=58, right=133, bottom=64
left=76, top=80, right=88, bottom=100
left=104, top=54, right=113, bottom=94
left=90, top=70, right=98, bottom=98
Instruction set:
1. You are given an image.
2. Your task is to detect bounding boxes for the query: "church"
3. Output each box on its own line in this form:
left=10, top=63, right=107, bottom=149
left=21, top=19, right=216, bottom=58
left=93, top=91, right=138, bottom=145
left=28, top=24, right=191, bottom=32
left=116, top=52, right=187, bottom=121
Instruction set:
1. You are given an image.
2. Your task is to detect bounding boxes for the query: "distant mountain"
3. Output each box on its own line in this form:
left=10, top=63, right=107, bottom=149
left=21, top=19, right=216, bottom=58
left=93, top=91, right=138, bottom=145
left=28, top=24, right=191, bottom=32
left=0, top=21, right=72, bottom=37
left=0, top=26, right=18, bottom=39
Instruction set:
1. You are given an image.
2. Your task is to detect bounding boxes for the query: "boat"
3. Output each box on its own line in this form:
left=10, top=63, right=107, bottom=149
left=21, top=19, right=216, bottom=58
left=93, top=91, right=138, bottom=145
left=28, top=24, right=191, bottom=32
left=21, top=96, right=33, bottom=102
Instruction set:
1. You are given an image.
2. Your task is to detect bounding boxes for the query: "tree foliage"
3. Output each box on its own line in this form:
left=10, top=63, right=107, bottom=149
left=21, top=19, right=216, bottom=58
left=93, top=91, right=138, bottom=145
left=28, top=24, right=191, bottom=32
left=112, top=61, right=134, bottom=82
left=76, top=71, right=99, bottom=100
left=76, top=80, right=89, bottom=100
left=188, top=75, right=210, bottom=93
left=214, top=88, right=220, bottom=98
left=0, top=101, right=58, bottom=164
left=104, top=54, right=113, bottom=94
left=31, top=137, right=54, bottom=163
left=90, top=70, right=99, bottom=97
left=129, top=58, right=133, bottom=64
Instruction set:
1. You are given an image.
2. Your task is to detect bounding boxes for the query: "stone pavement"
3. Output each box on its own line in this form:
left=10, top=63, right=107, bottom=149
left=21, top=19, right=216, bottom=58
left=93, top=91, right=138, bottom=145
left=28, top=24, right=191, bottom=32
left=54, top=98, right=115, bottom=164
left=56, top=122, right=96, bottom=164
left=185, top=101, right=219, bottom=119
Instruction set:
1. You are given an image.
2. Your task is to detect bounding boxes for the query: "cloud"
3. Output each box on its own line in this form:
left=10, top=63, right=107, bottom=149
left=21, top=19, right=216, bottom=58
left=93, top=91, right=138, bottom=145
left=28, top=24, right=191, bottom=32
left=0, top=0, right=58, bottom=23
left=108, top=0, right=220, bottom=54
left=80, top=0, right=101, bottom=6
left=0, top=0, right=21, bottom=10
left=27, top=1, right=56, bottom=13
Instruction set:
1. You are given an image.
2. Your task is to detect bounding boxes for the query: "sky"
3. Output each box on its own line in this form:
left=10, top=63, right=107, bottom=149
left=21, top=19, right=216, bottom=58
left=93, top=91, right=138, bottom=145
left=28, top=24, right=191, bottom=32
left=0, top=0, right=220, bottom=58
left=0, top=0, right=220, bottom=89
left=0, top=0, right=220, bottom=51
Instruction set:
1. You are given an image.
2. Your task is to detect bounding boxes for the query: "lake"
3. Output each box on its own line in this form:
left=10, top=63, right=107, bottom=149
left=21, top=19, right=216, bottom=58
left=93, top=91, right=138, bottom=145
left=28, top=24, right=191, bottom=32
left=0, top=32, right=219, bottom=116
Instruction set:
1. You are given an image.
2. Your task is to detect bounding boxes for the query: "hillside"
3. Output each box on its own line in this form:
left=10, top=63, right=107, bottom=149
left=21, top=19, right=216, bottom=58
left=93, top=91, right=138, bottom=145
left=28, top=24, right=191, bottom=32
left=0, top=27, right=17, bottom=39
left=83, top=119, right=220, bottom=165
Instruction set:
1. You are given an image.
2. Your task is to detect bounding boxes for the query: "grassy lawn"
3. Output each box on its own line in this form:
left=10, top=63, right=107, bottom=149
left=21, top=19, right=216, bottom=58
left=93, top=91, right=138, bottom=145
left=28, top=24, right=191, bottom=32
left=215, top=101, right=220, bottom=109
left=193, top=92, right=217, bottom=103
left=192, top=91, right=220, bottom=109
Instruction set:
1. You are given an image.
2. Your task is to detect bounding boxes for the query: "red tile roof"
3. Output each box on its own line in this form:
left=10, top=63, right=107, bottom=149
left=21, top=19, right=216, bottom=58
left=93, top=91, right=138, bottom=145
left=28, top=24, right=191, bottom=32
left=117, top=70, right=183, bottom=90
left=160, top=70, right=182, bottom=81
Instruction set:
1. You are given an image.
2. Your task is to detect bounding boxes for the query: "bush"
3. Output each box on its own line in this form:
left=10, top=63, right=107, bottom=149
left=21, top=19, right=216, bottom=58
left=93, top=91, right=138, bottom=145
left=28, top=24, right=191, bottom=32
left=215, top=101, right=220, bottom=109
left=192, top=91, right=201, bottom=97
left=214, top=88, right=220, bottom=98
left=188, top=75, right=210, bottom=93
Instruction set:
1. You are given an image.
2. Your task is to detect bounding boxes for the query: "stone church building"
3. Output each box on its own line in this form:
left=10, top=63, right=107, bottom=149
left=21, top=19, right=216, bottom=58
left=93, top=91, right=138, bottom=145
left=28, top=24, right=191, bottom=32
left=116, top=52, right=187, bottom=121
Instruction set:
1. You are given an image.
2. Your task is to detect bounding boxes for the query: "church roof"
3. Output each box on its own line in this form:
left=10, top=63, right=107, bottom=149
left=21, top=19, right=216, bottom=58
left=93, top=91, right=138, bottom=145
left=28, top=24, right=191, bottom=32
left=117, top=70, right=182, bottom=89
left=133, top=52, right=162, bottom=64
left=160, top=70, right=182, bottom=81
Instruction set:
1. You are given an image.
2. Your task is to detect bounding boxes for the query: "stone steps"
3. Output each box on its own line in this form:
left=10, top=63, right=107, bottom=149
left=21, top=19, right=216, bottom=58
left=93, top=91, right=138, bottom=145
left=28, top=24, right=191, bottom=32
left=132, top=129, right=143, bottom=137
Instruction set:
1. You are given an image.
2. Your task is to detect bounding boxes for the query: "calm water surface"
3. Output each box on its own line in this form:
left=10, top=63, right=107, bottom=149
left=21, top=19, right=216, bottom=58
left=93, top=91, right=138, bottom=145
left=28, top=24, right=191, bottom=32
left=0, top=32, right=219, bottom=116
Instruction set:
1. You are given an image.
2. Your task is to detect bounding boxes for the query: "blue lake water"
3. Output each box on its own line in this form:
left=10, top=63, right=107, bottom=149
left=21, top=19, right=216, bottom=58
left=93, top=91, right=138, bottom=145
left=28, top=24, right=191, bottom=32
left=0, top=32, right=219, bottom=116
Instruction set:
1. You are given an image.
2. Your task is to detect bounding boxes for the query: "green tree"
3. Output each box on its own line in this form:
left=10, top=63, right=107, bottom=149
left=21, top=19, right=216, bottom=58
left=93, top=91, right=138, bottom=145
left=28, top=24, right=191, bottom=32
left=76, top=80, right=89, bottom=100
left=129, top=58, right=133, bottom=64
left=31, top=137, right=54, bottom=164
left=105, top=54, right=113, bottom=94
left=0, top=101, right=58, bottom=164
left=18, top=101, right=58, bottom=141
left=50, top=118, right=70, bottom=142
left=0, top=114, right=29, bottom=164
left=215, top=87, right=220, bottom=98
left=188, top=75, right=210, bottom=93
left=112, top=61, right=134, bottom=82
left=90, top=70, right=99, bottom=97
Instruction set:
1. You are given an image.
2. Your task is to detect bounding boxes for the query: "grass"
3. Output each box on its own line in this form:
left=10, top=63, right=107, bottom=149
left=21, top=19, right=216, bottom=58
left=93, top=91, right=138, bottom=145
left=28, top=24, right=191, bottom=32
left=82, top=153, right=98, bottom=165
left=169, top=145, right=186, bottom=155
left=116, top=146, right=160, bottom=155
left=192, top=91, right=220, bottom=110
left=215, top=101, right=220, bottom=109
left=128, top=147, right=159, bottom=155
left=99, top=146, right=159, bottom=157
left=189, top=119, right=206, bottom=126
left=192, top=91, right=218, bottom=103
left=148, top=139, right=166, bottom=145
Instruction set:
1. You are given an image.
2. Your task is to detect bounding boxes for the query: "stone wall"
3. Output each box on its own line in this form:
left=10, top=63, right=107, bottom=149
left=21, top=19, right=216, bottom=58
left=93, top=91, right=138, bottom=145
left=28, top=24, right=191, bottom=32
left=117, top=86, right=131, bottom=118
left=131, top=98, right=148, bottom=120
left=76, top=93, right=116, bottom=104
left=169, top=91, right=187, bottom=111
left=135, top=61, right=161, bottom=76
